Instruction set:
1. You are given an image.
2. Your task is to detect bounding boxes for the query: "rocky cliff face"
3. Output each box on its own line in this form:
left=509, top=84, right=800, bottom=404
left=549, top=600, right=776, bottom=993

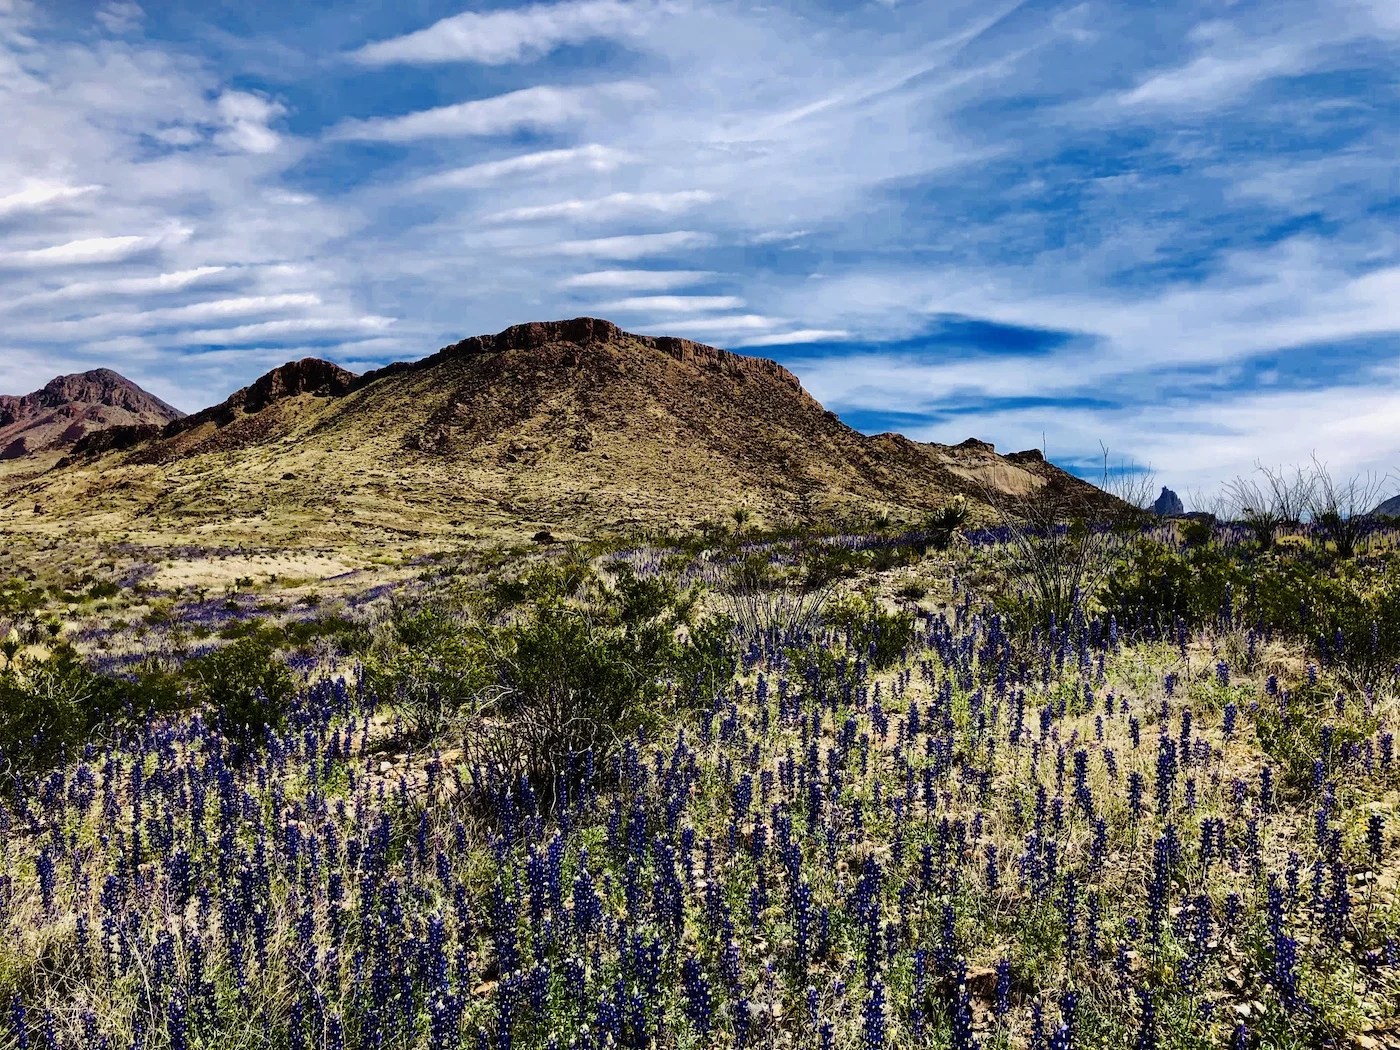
left=163, top=358, right=358, bottom=439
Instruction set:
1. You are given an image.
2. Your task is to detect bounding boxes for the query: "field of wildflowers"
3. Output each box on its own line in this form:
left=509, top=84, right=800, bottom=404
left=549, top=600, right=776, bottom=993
left=0, top=515, right=1396, bottom=1049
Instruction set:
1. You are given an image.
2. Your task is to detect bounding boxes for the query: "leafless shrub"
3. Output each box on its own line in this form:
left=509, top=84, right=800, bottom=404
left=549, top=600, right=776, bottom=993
left=455, top=683, right=622, bottom=808
left=1096, top=441, right=1158, bottom=520
left=1219, top=461, right=1316, bottom=548
left=1305, top=455, right=1394, bottom=558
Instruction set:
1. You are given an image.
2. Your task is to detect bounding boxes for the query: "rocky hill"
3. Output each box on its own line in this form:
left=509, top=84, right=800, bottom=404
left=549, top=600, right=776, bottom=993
left=5, top=318, right=1111, bottom=545
left=1375, top=494, right=1400, bottom=517
left=0, top=369, right=183, bottom=464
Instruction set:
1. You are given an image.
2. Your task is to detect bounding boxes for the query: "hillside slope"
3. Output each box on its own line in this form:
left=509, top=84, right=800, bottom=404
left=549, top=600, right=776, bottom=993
left=5, top=318, right=1106, bottom=545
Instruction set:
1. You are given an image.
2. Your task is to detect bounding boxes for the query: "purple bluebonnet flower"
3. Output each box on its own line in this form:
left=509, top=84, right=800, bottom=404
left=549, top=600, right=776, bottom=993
left=950, top=961, right=977, bottom=1050
left=994, top=958, right=1012, bottom=1018
left=860, top=980, right=887, bottom=1049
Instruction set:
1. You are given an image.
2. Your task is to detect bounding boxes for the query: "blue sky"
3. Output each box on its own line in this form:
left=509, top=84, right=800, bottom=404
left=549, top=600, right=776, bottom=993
left=1, top=0, right=1398, bottom=499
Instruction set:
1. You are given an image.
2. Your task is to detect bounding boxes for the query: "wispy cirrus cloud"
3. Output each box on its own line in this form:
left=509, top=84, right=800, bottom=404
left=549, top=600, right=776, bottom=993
left=598, top=294, right=744, bottom=312
left=0, top=0, right=1396, bottom=496
left=0, top=182, right=101, bottom=216
left=544, top=230, right=715, bottom=258
left=2, top=266, right=230, bottom=308
left=0, top=233, right=172, bottom=267
left=486, top=190, right=714, bottom=224
left=558, top=269, right=718, bottom=290
left=410, top=144, right=633, bottom=190
left=347, top=0, right=667, bottom=67
left=327, top=83, right=650, bottom=142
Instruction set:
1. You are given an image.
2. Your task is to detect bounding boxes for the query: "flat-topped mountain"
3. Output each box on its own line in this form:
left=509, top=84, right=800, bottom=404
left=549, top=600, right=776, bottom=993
left=0, top=369, right=183, bottom=463
left=7, top=318, right=1110, bottom=542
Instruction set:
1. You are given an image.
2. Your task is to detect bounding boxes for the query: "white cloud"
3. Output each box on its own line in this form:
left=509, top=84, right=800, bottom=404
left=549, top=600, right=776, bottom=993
left=546, top=230, right=715, bottom=258
left=411, top=144, right=632, bottom=190
left=328, top=83, right=649, bottom=142
left=10, top=294, right=325, bottom=342
left=731, top=328, right=851, bottom=346
left=1118, top=43, right=1309, bottom=109
left=2, top=266, right=228, bottom=309
left=215, top=90, right=286, bottom=154
left=599, top=294, right=744, bottom=312
left=750, top=229, right=810, bottom=244
left=635, top=314, right=780, bottom=335
left=0, top=182, right=100, bottom=216
left=95, top=2, right=143, bottom=35
left=159, top=316, right=396, bottom=346
left=559, top=269, right=718, bottom=290
left=486, top=190, right=714, bottom=224
left=0, top=234, right=160, bottom=267
left=349, top=0, right=661, bottom=66
left=891, top=381, right=1400, bottom=500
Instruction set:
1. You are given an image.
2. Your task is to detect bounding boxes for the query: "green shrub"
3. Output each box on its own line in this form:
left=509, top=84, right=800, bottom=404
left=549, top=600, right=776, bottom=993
left=365, top=562, right=731, bottom=806
left=1100, top=539, right=1236, bottom=629
left=822, top=592, right=914, bottom=669
left=0, top=647, right=101, bottom=773
left=363, top=599, right=495, bottom=739
left=186, top=637, right=294, bottom=744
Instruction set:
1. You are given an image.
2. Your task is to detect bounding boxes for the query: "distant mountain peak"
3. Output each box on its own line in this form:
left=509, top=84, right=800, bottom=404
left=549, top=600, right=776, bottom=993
left=0, top=368, right=183, bottom=463
left=1153, top=486, right=1184, bottom=516
left=242, top=358, right=358, bottom=413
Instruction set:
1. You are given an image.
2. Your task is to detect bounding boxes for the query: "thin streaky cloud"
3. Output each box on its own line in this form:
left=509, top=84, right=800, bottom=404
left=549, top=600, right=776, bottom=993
left=411, top=145, right=633, bottom=190
left=559, top=269, right=719, bottom=290
left=13, top=295, right=326, bottom=341
left=327, top=83, right=650, bottom=142
left=486, top=190, right=715, bottom=224
left=0, top=235, right=158, bottom=267
left=636, top=314, right=781, bottom=334
left=1118, top=42, right=1310, bottom=109
left=348, top=0, right=660, bottom=67
left=158, top=316, right=397, bottom=346
left=599, top=295, right=744, bottom=312
left=0, top=183, right=101, bottom=216
left=1, top=268, right=230, bottom=311
left=731, top=328, right=852, bottom=347
left=544, top=231, right=715, bottom=258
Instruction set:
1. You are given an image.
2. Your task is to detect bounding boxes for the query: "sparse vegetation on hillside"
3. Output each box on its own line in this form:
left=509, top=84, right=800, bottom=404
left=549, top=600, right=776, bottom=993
left=0, top=478, right=1396, bottom=1050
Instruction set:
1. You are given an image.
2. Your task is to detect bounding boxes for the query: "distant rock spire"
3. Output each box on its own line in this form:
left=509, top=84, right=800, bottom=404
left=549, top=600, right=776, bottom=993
left=1152, top=486, right=1185, bottom=516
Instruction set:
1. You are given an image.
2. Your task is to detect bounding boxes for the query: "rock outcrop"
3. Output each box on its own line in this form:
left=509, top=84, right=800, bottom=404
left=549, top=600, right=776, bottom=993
left=1153, top=486, right=1185, bottom=516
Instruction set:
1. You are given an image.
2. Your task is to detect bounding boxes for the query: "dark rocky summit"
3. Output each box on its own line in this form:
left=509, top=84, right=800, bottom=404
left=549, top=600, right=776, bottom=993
left=1153, top=486, right=1185, bottom=516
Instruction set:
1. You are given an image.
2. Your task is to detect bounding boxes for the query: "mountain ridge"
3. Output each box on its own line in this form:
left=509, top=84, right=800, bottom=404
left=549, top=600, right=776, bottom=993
left=8, top=318, right=1113, bottom=545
